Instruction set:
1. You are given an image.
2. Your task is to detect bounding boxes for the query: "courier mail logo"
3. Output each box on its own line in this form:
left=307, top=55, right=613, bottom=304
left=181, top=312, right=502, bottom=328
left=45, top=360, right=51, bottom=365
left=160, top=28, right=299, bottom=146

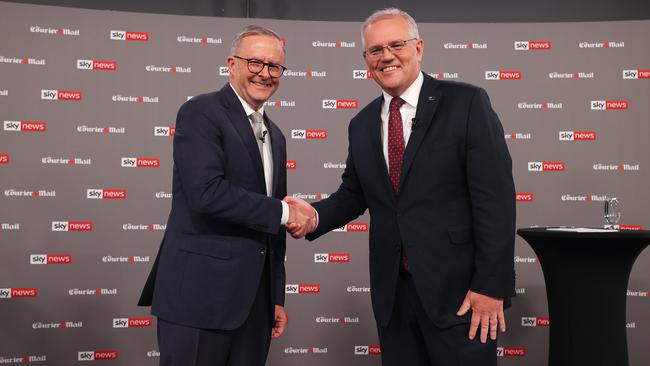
left=112, top=95, right=159, bottom=103
left=285, top=284, right=321, bottom=294
left=354, top=346, right=382, bottom=355
left=264, top=100, right=296, bottom=107
left=521, top=317, right=550, bottom=327
left=291, top=130, right=328, bottom=139
left=497, top=347, right=527, bottom=357
left=528, top=162, right=565, bottom=172
left=145, top=65, right=191, bottom=73
left=283, top=69, right=326, bottom=78
left=0, top=55, right=46, bottom=65
left=443, top=42, right=487, bottom=49
left=30, top=25, right=79, bottom=36
left=154, top=126, right=175, bottom=136
left=121, top=157, right=160, bottom=168
left=314, top=253, right=351, bottom=263
left=485, top=70, right=522, bottom=80
left=312, top=40, right=355, bottom=48
left=77, top=125, right=125, bottom=134
left=590, top=100, right=628, bottom=110
left=517, top=102, right=562, bottom=109
left=113, top=317, right=152, bottom=328
left=514, top=41, right=552, bottom=50
left=177, top=35, right=223, bottom=44
left=622, top=69, right=650, bottom=79
left=430, top=72, right=459, bottom=79
left=4, top=121, right=47, bottom=132
left=593, top=163, right=640, bottom=171
left=30, top=254, right=72, bottom=265
left=353, top=70, right=373, bottom=79
left=0, top=288, right=38, bottom=298
left=322, top=99, right=359, bottom=109
left=559, top=131, right=597, bottom=141
left=87, top=189, right=127, bottom=199
left=505, top=133, right=531, bottom=140
left=578, top=41, right=624, bottom=48
left=77, top=59, right=117, bottom=71
left=52, top=221, right=93, bottom=231
left=78, top=350, right=119, bottom=361
left=41, top=89, right=82, bottom=101
left=516, top=192, right=534, bottom=202
left=334, top=222, right=369, bottom=232
left=110, top=30, right=149, bottom=41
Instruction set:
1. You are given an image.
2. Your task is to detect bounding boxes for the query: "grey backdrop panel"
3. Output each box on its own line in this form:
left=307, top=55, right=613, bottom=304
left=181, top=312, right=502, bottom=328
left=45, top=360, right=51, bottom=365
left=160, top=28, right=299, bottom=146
left=0, top=2, right=648, bottom=365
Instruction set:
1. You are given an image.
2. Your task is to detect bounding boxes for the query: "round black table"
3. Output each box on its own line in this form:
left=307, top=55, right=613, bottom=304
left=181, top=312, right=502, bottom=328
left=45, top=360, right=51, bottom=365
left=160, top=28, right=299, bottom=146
left=517, top=228, right=650, bottom=366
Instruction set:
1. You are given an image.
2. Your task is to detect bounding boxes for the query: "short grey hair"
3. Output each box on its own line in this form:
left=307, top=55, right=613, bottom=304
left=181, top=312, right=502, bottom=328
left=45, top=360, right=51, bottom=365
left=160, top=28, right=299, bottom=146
left=230, top=25, right=285, bottom=54
left=361, top=8, right=419, bottom=49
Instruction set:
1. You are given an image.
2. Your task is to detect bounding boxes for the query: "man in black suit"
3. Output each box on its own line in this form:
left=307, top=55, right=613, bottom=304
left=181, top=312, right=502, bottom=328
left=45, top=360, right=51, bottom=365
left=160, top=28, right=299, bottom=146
left=286, top=8, right=516, bottom=365
left=139, top=25, right=308, bottom=366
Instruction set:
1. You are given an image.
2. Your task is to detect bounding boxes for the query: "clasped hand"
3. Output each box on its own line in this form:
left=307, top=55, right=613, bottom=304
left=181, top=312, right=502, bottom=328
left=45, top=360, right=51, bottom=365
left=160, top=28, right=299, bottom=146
left=283, top=196, right=316, bottom=238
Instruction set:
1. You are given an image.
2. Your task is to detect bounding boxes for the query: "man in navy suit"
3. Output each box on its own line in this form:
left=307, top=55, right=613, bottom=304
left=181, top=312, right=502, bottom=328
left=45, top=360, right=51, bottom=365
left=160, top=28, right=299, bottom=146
left=286, top=8, right=516, bottom=365
left=139, top=25, right=308, bottom=366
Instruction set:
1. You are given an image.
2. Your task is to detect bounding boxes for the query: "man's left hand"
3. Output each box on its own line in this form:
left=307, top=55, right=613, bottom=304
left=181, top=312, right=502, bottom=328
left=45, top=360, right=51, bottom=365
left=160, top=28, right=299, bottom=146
left=272, top=305, right=288, bottom=339
left=456, top=290, right=505, bottom=343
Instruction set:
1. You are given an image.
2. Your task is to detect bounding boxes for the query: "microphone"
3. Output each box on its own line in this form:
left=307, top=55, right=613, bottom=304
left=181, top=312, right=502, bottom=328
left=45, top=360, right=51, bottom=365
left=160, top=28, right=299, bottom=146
left=258, top=130, right=268, bottom=143
left=411, top=118, right=419, bottom=129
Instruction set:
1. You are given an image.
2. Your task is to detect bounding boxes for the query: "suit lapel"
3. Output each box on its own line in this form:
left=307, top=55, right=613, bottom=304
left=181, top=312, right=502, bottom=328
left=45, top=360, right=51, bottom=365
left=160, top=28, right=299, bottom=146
left=399, top=75, right=442, bottom=192
left=367, top=97, right=396, bottom=203
left=223, top=85, right=266, bottom=194
left=265, top=114, right=281, bottom=197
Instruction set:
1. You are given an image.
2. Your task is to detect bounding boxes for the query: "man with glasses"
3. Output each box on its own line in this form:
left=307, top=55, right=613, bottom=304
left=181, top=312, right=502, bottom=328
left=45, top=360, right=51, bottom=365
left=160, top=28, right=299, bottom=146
left=139, top=25, right=309, bottom=366
left=286, top=8, right=515, bottom=365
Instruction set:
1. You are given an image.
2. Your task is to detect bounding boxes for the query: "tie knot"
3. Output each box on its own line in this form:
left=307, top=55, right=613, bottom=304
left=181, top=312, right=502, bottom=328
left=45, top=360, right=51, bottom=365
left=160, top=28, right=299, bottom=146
left=250, top=112, right=263, bottom=124
left=389, top=97, right=405, bottom=111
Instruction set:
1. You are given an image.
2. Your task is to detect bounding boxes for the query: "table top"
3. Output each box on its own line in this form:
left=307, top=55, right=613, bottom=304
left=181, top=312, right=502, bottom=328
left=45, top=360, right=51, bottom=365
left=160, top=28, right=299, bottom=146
left=517, top=227, right=650, bottom=240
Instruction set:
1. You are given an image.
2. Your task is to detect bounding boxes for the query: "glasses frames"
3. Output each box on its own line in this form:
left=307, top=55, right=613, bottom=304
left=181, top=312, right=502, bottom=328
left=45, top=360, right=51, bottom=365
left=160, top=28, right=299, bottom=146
left=233, top=55, right=287, bottom=78
left=363, top=38, right=419, bottom=59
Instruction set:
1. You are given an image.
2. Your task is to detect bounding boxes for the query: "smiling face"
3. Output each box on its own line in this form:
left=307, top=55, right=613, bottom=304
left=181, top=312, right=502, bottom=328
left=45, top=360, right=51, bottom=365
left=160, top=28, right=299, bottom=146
left=363, top=16, right=423, bottom=97
left=228, top=34, right=285, bottom=110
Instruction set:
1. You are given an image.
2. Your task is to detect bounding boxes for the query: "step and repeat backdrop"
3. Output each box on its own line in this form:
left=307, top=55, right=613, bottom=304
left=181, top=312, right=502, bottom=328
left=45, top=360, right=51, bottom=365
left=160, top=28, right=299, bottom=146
left=1, top=1, right=648, bottom=365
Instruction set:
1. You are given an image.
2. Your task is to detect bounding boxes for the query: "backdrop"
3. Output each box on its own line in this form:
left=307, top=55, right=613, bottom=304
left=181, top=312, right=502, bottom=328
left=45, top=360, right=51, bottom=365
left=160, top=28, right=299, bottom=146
left=0, top=1, right=648, bottom=365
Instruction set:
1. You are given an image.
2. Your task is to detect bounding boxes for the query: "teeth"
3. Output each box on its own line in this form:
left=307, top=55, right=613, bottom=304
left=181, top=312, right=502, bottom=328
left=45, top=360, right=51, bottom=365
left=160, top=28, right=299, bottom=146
left=382, top=66, right=399, bottom=72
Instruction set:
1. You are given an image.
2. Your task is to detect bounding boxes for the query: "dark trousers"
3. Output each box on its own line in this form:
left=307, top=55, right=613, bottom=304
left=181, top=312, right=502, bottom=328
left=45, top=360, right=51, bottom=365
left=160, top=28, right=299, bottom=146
left=157, top=258, right=272, bottom=366
left=377, top=270, right=497, bottom=366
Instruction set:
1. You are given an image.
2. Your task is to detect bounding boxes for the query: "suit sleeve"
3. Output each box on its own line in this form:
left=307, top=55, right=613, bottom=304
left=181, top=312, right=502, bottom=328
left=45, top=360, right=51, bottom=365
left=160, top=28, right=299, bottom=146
left=465, top=87, right=516, bottom=298
left=173, top=99, right=282, bottom=235
left=308, top=124, right=368, bottom=240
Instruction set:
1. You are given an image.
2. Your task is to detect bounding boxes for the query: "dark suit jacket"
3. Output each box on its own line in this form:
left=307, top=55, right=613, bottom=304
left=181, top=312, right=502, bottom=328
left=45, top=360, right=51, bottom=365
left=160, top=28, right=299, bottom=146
left=139, top=84, right=287, bottom=331
left=308, top=73, right=516, bottom=328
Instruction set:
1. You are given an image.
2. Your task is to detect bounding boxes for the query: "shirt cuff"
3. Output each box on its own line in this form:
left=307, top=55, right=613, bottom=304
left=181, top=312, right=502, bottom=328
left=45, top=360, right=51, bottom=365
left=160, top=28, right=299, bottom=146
left=280, top=200, right=289, bottom=225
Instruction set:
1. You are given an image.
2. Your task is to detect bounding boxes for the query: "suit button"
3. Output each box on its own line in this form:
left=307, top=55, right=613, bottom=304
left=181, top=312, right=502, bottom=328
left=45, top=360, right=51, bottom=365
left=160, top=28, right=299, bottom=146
left=260, top=248, right=266, bottom=255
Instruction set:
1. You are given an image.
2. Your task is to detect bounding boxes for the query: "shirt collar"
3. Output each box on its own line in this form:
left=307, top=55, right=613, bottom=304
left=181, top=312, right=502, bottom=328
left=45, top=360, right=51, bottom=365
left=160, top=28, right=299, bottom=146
left=229, top=83, right=265, bottom=118
left=381, top=72, right=424, bottom=109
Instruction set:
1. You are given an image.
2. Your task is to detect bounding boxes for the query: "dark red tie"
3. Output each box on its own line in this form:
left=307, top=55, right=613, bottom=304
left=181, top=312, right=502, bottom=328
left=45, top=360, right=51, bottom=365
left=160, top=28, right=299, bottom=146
left=387, top=96, right=410, bottom=271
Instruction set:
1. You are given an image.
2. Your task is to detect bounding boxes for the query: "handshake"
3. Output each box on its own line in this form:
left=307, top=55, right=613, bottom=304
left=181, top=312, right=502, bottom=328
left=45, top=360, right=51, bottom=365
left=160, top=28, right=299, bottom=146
left=283, top=196, right=317, bottom=238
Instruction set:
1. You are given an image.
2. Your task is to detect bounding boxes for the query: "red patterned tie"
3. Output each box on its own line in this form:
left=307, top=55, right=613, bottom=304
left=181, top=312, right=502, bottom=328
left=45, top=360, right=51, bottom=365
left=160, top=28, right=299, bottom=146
left=387, top=96, right=410, bottom=271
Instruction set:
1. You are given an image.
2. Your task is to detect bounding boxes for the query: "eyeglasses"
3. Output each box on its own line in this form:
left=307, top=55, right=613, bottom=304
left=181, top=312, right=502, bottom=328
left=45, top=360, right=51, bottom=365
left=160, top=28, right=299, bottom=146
left=363, top=38, right=418, bottom=59
left=233, top=55, right=287, bottom=78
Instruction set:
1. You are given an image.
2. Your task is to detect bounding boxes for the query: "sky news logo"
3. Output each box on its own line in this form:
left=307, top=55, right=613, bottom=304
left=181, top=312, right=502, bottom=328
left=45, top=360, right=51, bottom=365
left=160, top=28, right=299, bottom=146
left=354, top=346, right=381, bottom=355
left=514, top=40, right=552, bottom=50
left=322, top=99, right=358, bottom=109
left=334, top=222, right=369, bottom=232
left=285, top=284, right=321, bottom=294
left=521, top=317, right=550, bottom=327
left=314, top=253, right=350, bottom=263
left=291, top=130, right=327, bottom=139
left=516, top=192, right=534, bottom=202
left=30, top=25, right=79, bottom=36
left=559, top=131, right=597, bottom=141
left=286, top=160, right=297, bottom=170
left=77, top=59, right=117, bottom=71
left=51, top=221, right=93, bottom=232
left=41, top=89, right=82, bottom=101
left=591, top=100, right=628, bottom=110
left=485, top=70, right=521, bottom=80
left=4, top=120, right=46, bottom=132
left=113, top=317, right=152, bottom=328
left=30, top=254, right=72, bottom=265
left=154, top=126, right=175, bottom=136
left=177, top=35, right=223, bottom=44
left=78, top=350, right=118, bottom=361
left=0, top=56, right=46, bottom=65
left=528, top=162, right=565, bottom=172
left=0, top=288, right=38, bottom=298
left=0, top=153, right=9, bottom=163
left=430, top=72, right=459, bottom=79
left=622, top=69, right=650, bottom=79
left=219, top=66, right=230, bottom=76
left=121, top=157, right=160, bottom=168
left=505, top=133, right=531, bottom=140
left=110, top=30, right=149, bottom=41
left=497, top=347, right=526, bottom=357
left=353, top=70, right=373, bottom=79
left=87, top=189, right=127, bottom=199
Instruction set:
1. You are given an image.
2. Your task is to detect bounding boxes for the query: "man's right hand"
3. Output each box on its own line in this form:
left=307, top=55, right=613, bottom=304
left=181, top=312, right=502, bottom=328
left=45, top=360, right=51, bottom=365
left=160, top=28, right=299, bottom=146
left=284, top=196, right=317, bottom=238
